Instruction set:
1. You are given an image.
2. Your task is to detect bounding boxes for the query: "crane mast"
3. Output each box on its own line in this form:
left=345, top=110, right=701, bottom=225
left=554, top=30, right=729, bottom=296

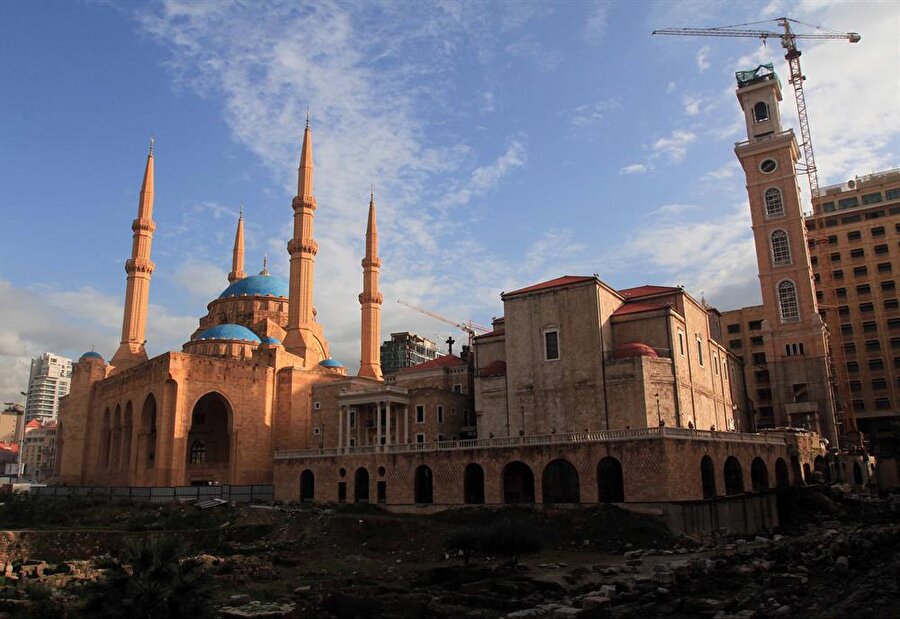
left=396, top=299, right=490, bottom=349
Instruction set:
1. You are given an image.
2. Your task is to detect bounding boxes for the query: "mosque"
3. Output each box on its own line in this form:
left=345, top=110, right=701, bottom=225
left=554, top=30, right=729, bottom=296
left=55, top=71, right=828, bottom=527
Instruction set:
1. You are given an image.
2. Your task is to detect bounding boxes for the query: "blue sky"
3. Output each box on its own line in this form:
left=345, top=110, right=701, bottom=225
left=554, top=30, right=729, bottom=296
left=1, top=0, right=898, bottom=402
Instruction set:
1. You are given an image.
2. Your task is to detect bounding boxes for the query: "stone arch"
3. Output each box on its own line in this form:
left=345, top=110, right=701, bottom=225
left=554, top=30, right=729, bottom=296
left=355, top=467, right=370, bottom=503
left=140, top=393, right=157, bottom=470
left=775, top=458, right=790, bottom=489
left=770, top=229, right=791, bottom=266
left=502, top=461, right=535, bottom=504
left=777, top=279, right=800, bottom=323
left=751, top=457, right=769, bottom=491
left=597, top=457, right=625, bottom=503
left=764, top=187, right=784, bottom=217
left=790, top=455, right=803, bottom=485
left=803, top=462, right=812, bottom=483
left=300, top=469, right=315, bottom=502
left=414, top=465, right=433, bottom=504
left=463, top=463, right=485, bottom=504
left=753, top=100, right=769, bottom=122
left=100, top=407, right=111, bottom=470
left=701, top=455, right=717, bottom=499
left=853, top=462, right=863, bottom=485
left=724, top=456, right=744, bottom=495
left=122, top=401, right=133, bottom=474
left=186, top=392, right=233, bottom=484
left=110, top=405, right=122, bottom=470
left=542, top=458, right=580, bottom=504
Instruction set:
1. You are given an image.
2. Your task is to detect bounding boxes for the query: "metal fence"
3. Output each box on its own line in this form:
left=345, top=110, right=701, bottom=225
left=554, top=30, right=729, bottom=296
left=30, top=484, right=274, bottom=503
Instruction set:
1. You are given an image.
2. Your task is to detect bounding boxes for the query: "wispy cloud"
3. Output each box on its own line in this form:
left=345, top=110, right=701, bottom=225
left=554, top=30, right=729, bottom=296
left=620, top=163, right=648, bottom=175
left=570, top=98, right=621, bottom=129
left=651, top=130, right=697, bottom=163
left=583, top=2, right=610, bottom=44
left=696, top=45, right=711, bottom=72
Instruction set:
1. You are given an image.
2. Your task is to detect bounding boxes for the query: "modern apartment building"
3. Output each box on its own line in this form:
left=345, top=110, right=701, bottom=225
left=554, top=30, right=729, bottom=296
left=24, top=352, right=72, bottom=423
left=806, top=167, right=900, bottom=454
left=380, top=332, right=441, bottom=375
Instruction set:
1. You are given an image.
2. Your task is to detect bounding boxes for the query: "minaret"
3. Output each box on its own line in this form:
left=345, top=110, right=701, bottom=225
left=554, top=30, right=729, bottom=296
left=733, top=65, right=838, bottom=446
left=227, top=206, right=246, bottom=283
left=111, top=139, right=156, bottom=370
left=282, top=114, right=322, bottom=363
left=358, top=190, right=384, bottom=380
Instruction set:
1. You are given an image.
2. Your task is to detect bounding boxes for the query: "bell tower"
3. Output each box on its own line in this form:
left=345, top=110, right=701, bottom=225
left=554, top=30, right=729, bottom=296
left=734, top=64, right=838, bottom=446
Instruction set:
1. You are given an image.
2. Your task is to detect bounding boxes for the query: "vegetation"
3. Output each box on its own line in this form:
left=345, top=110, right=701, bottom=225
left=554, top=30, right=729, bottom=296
left=80, top=535, right=214, bottom=619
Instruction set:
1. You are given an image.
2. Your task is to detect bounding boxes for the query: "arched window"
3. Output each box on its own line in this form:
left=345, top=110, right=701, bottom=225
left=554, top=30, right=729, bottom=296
left=189, top=440, right=206, bottom=464
left=778, top=280, right=800, bottom=323
left=764, top=188, right=784, bottom=217
left=753, top=101, right=769, bottom=122
left=771, top=230, right=792, bottom=266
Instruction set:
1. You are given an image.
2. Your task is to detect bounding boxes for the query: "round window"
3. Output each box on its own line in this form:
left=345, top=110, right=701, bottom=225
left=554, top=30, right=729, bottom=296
left=760, top=159, right=778, bottom=174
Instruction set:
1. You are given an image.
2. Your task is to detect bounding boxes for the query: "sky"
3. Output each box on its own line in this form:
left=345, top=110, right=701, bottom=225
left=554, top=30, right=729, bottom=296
left=1, top=0, right=898, bottom=404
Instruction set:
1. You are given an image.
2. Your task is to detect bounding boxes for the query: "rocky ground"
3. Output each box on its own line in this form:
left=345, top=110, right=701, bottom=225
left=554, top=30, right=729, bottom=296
left=0, top=486, right=897, bottom=618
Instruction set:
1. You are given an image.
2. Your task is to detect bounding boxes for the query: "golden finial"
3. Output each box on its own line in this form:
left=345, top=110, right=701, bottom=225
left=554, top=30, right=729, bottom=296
left=239, top=202, right=244, bottom=218
left=149, top=136, right=155, bottom=156
left=370, top=185, right=375, bottom=202
left=305, top=107, right=310, bottom=129
left=260, top=254, right=269, bottom=276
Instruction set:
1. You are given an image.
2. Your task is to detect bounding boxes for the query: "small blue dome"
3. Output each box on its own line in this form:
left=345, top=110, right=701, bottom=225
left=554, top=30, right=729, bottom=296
left=219, top=274, right=289, bottom=299
left=261, top=336, right=282, bottom=345
left=319, top=358, right=344, bottom=368
left=80, top=351, right=104, bottom=361
left=197, top=324, right=261, bottom=343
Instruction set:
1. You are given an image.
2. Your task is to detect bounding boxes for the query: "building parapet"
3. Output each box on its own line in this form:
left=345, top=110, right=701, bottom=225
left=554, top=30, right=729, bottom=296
left=814, top=166, right=900, bottom=198
left=274, top=426, right=786, bottom=460
left=734, top=129, right=793, bottom=149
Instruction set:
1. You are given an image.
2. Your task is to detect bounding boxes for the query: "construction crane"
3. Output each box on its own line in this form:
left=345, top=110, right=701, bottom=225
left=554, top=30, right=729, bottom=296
left=653, top=17, right=860, bottom=199
left=397, top=299, right=490, bottom=350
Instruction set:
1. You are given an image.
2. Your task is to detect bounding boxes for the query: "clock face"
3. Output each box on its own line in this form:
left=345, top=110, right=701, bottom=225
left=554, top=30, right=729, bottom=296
left=760, top=159, right=778, bottom=174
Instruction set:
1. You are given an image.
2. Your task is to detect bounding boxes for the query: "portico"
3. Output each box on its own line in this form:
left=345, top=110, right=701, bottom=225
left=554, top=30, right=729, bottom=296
left=337, top=387, right=409, bottom=449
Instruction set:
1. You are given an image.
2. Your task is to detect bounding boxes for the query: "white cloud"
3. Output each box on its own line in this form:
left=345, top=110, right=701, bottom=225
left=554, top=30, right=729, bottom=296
left=481, top=91, right=495, bottom=113
left=505, top=36, right=562, bottom=72
left=702, top=163, right=737, bottom=182
left=173, top=259, right=228, bottom=300
left=696, top=45, right=711, bottom=72
left=666, top=81, right=677, bottom=94
left=683, top=94, right=701, bottom=116
left=583, top=2, right=610, bottom=44
left=761, top=0, right=782, bottom=17
left=649, top=203, right=697, bottom=217
left=620, top=163, right=648, bottom=175
left=651, top=130, right=697, bottom=163
left=570, top=99, right=621, bottom=129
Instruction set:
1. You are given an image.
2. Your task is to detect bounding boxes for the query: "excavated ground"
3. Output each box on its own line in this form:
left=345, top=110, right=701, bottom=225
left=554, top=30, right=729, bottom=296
left=0, top=487, right=897, bottom=618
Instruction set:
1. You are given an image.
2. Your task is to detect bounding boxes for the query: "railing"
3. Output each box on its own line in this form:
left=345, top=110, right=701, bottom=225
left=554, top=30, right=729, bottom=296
left=815, top=166, right=900, bottom=197
left=30, top=484, right=274, bottom=503
left=274, top=427, right=786, bottom=460
left=734, top=129, right=793, bottom=149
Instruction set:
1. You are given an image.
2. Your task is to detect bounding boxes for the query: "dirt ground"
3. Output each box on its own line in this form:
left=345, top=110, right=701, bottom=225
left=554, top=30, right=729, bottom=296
left=0, top=487, right=898, bottom=618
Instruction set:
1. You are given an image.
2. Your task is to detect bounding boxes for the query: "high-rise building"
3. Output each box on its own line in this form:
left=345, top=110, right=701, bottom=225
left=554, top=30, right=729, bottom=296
left=806, top=167, right=900, bottom=454
left=721, top=64, right=838, bottom=446
left=24, top=353, right=72, bottom=423
left=380, top=332, right=441, bottom=375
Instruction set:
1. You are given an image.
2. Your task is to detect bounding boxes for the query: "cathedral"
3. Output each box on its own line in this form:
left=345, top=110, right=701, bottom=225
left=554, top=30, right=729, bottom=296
left=55, top=71, right=829, bottom=526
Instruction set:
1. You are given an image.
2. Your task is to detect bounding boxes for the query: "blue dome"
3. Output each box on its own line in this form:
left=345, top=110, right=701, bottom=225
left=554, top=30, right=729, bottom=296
left=80, top=351, right=104, bottom=361
left=219, top=274, right=289, bottom=299
left=197, top=324, right=261, bottom=343
left=319, top=358, right=344, bottom=368
left=261, top=336, right=282, bottom=345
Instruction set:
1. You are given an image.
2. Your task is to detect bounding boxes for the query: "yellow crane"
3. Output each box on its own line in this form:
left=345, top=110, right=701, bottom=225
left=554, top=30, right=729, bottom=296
left=653, top=17, right=860, bottom=199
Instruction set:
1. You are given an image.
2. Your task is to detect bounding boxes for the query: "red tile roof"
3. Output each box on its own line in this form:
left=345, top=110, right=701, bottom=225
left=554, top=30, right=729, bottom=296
left=474, top=328, right=505, bottom=339
left=611, top=302, right=670, bottom=317
left=617, top=284, right=681, bottom=299
left=25, top=420, right=42, bottom=429
left=399, top=354, right=466, bottom=374
left=504, top=275, right=596, bottom=297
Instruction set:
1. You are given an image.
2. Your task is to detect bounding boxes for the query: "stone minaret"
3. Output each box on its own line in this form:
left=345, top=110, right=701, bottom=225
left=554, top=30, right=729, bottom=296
left=283, top=116, right=321, bottom=362
left=111, top=140, right=156, bottom=370
left=358, top=191, right=384, bottom=380
left=227, top=206, right=246, bottom=283
left=734, top=65, right=838, bottom=446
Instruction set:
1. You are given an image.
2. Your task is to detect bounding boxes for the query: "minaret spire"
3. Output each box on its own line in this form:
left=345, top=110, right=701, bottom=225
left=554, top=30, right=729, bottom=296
left=358, top=190, right=383, bottom=381
left=227, top=206, right=246, bottom=283
left=111, top=141, right=157, bottom=370
left=283, top=118, right=327, bottom=365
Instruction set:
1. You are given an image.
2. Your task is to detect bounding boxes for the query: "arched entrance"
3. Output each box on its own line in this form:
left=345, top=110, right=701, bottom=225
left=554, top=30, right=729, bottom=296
left=463, top=463, right=485, bottom=504
left=542, top=459, right=580, bottom=504
left=414, top=465, right=433, bottom=504
left=110, top=405, right=122, bottom=470
left=355, top=468, right=370, bottom=503
left=99, top=408, right=111, bottom=470
left=597, top=457, right=625, bottom=503
left=775, top=458, right=790, bottom=489
left=122, top=401, right=133, bottom=475
left=300, top=470, right=315, bottom=502
left=751, top=458, right=769, bottom=491
left=701, top=455, right=717, bottom=499
left=502, top=461, right=535, bottom=504
left=140, top=394, right=157, bottom=470
left=803, top=463, right=812, bottom=483
left=790, top=455, right=803, bottom=486
left=853, top=462, right=863, bottom=485
left=186, top=392, right=232, bottom=485
left=724, top=456, right=744, bottom=495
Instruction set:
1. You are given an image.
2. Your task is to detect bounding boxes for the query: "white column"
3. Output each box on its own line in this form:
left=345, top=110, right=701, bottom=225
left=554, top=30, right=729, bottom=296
left=338, top=406, right=344, bottom=450
left=347, top=408, right=353, bottom=448
left=404, top=405, right=409, bottom=444
left=385, top=401, right=392, bottom=446
left=376, top=401, right=382, bottom=447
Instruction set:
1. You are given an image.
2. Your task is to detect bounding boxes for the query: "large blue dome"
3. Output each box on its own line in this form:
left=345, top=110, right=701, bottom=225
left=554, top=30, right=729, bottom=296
left=197, top=324, right=262, bottom=342
left=319, top=358, right=344, bottom=368
left=80, top=351, right=104, bottom=361
left=219, top=274, right=289, bottom=299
